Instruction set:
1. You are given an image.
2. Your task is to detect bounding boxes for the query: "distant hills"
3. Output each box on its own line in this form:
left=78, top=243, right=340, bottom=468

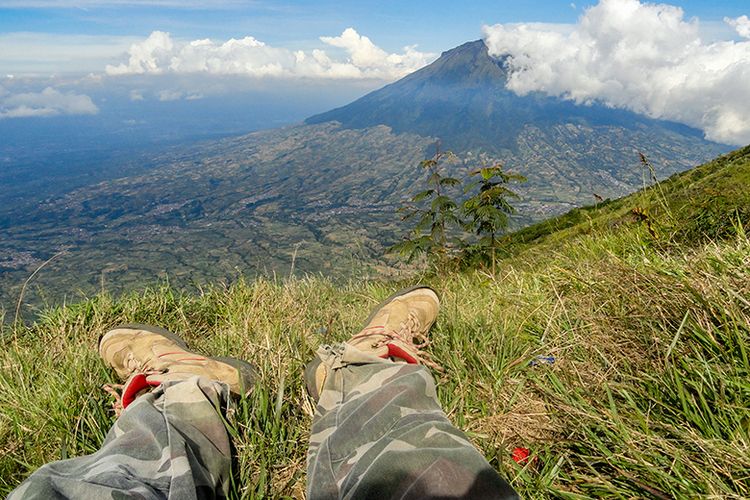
left=0, top=40, right=732, bottom=315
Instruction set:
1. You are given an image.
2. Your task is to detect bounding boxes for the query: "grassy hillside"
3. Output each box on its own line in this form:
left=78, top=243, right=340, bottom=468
left=1, top=147, right=748, bottom=498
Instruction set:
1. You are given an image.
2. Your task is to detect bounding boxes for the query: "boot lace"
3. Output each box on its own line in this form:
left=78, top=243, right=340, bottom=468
left=350, top=311, right=443, bottom=372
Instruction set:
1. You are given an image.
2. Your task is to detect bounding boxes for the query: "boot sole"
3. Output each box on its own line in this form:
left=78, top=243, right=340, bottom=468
left=360, top=285, right=438, bottom=330
left=304, top=357, right=323, bottom=402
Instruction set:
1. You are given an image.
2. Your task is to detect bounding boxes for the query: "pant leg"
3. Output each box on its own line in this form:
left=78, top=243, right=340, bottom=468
left=306, top=343, right=518, bottom=500
left=9, top=376, right=233, bottom=500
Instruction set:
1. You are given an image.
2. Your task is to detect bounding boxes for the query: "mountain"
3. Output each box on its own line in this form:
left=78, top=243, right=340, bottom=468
left=308, top=40, right=728, bottom=216
left=307, top=40, right=711, bottom=153
left=0, top=40, right=732, bottom=315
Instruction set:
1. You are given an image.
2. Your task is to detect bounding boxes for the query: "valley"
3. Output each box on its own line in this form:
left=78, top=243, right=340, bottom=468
left=0, top=41, right=729, bottom=316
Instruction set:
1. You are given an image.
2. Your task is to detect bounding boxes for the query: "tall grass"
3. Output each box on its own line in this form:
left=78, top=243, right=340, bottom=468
left=1, top=219, right=748, bottom=497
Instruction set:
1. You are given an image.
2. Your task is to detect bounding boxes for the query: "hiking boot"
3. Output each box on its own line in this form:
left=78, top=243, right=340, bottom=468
left=100, top=324, right=256, bottom=413
left=306, top=285, right=441, bottom=401
left=348, top=285, right=440, bottom=361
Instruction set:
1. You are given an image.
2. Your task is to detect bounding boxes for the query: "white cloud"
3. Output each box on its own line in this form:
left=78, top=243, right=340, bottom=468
left=726, top=15, right=750, bottom=39
left=158, top=89, right=182, bottom=101
left=153, top=89, right=203, bottom=101
left=0, top=86, right=99, bottom=118
left=105, top=29, right=435, bottom=80
left=483, top=0, right=750, bottom=145
left=319, top=28, right=430, bottom=76
left=129, top=89, right=144, bottom=101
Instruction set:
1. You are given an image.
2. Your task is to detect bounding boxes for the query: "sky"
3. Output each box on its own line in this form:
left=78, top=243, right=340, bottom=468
left=1, top=0, right=749, bottom=145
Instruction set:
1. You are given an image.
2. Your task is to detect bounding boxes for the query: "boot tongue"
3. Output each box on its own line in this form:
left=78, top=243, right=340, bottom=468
left=103, top=373, right=162, bottom=416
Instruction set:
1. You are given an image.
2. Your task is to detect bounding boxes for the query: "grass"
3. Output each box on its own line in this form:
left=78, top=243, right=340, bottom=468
left=1, top=147, right=749, bottom=498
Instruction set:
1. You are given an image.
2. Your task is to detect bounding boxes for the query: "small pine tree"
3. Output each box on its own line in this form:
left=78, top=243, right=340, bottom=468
left=391, top=146, right=463, bottom=267
left=462, top=163, right=525, bottom=274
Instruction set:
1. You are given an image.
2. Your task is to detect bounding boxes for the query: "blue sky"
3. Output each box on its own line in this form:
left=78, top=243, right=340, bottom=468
left=1, top=0, right=748, bottom=55
left=1, top=2, right=588, bottom=50
left=1, top=0, right=749, bottom=145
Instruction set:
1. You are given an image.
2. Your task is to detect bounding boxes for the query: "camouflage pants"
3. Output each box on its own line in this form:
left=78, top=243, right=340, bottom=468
left=8, top=376, right=233, bottom=499
left=10, top=343, right=517, bottom=499
left=307, top=343, right=516, bottom=499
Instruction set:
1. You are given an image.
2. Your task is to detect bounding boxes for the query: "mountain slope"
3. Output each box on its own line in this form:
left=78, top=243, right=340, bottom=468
left=308, top=40, right=728, bottom=216
left=504, top=144, right=750, bottom=253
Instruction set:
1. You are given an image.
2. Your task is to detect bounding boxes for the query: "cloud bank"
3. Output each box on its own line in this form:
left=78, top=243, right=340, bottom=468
left=0, top=32, right=139, bottom=75
left=483, top=0, right=750, bottom=145
left=0, top=86, right=99, bottom=119
left=106, top=28, right=434, bottom=80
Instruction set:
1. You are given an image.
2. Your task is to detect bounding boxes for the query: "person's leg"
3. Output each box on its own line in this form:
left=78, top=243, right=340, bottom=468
left=305, top=287, right=518, bottom=500
left=9, top=324, right=256, bottom=500
left=10, top=377, right=233, bottom=500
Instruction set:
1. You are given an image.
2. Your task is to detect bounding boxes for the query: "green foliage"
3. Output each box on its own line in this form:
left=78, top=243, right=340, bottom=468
left=462, top=164, right=525, bottom=272
left=392, top=151, right=525, bottom=273
left=390, top=148, right=464, bottom=267
left=498, top=145, right=750, bottom=258
left=658, top=146, right=750, bottom=245
left=2, top=218, right=749, bottom=498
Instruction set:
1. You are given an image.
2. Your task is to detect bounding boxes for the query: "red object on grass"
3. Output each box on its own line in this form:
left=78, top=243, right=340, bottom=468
left=511, top=447, right=531, bottom=465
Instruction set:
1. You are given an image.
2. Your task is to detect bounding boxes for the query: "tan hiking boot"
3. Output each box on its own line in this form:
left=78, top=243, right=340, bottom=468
left=100, top=324, right=256, bottom=413
left=306, top=285, right=441, bottom=401
left=348, top=285, right=440, bottom=364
